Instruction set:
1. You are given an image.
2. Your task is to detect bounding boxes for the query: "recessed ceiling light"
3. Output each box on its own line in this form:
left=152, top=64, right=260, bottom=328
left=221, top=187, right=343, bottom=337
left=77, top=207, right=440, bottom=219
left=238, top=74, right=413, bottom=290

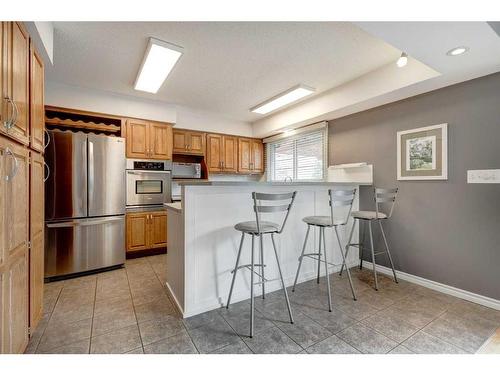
left=446, top=46, right=469, bottom=56
left=134, top=38, right=183, bottom=94
left=396, top=52, right=408, bottom=68
left=251, top=85, right=315, bottom=115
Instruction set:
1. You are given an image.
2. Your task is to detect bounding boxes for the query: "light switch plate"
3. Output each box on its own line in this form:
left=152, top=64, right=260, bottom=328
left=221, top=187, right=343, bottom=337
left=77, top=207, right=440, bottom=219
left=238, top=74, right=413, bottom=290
left=467, top=169, right=500, bottom=184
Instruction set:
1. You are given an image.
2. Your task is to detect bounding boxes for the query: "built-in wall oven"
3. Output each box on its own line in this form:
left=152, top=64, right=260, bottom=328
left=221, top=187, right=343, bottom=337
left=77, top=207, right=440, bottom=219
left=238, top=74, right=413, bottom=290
left=126, top=159, right=172, bottom=207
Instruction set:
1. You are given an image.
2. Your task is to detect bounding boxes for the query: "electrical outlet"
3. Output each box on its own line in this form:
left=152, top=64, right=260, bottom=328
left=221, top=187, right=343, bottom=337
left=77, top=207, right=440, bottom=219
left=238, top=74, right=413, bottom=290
left=467, top=169, right=500, bottom=184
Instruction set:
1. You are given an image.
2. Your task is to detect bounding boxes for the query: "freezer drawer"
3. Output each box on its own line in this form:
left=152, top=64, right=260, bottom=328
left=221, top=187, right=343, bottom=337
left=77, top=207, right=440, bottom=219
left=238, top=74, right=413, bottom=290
left=44, top=216, right=125, bottom=278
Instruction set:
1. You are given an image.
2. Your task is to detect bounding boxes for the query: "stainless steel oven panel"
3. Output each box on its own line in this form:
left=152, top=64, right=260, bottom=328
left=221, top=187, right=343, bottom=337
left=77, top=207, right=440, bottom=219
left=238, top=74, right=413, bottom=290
left=44, top=216, right=125, bottom=278
left=126, top=158, right=172, bottom=170
left=126, top=170, right=171, bottom=206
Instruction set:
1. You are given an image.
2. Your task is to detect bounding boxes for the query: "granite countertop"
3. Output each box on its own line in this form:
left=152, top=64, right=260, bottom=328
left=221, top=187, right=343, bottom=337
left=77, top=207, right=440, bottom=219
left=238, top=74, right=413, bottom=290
left=164, top=202, right=182, bottom=213
left=126, top=205, right=167, bottom=213
left=176, top=180, right=371, bottom=186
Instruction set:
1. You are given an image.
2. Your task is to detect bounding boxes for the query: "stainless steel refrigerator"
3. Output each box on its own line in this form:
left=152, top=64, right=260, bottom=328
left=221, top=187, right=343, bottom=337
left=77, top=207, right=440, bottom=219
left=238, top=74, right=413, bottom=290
left=44, top=130, right=126, bottom=279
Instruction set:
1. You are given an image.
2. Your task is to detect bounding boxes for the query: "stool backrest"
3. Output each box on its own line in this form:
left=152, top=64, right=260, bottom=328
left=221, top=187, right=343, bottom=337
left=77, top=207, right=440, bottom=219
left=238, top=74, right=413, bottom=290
left=328, top=188, right=356, bottom=225
left=374, top=187, right=398, bottom=219
left=252, top=191, right=297, bottom=234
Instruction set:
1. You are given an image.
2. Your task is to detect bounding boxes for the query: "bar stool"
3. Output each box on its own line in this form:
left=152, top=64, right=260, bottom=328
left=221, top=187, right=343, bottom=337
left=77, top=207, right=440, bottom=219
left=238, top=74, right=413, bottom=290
left=340, top=187, right=399, bottom=291
left=226, top=191, right=297, bottom=338
left=292, top=189, right=357, bottom=312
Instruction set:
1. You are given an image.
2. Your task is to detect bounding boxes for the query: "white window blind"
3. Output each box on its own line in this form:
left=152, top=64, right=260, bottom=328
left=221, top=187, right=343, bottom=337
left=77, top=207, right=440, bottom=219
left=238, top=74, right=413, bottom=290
left=267, top=126, right=327, bottom=181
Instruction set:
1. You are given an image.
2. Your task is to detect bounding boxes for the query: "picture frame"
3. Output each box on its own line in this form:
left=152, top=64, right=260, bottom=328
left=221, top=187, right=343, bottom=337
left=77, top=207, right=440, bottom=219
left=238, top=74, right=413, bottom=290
left=397, top=123, right=448, bottom=180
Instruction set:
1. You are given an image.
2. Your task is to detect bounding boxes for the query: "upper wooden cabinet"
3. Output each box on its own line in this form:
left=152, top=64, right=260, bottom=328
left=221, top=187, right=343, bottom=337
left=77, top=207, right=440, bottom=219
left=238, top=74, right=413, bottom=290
left=238, top=138, right=264, bottom=174
left=29, top=43, right=44, bottom=153
left=172, top=129, right=205, bottom=155
left=207, top=134, right=238, bottom=173
left=0, top=22, right=30, bottom=145
left=126, top=119, right=172, bottom=160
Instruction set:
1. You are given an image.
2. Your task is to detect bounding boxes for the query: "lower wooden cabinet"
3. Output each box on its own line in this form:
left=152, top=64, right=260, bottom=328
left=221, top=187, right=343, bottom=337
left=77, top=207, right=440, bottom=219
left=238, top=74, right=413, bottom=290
left=126, top=210, right=167, bottom=255
left=29, top=151, right=44, bottom=330
left=0, top=136, right=30, bottom=354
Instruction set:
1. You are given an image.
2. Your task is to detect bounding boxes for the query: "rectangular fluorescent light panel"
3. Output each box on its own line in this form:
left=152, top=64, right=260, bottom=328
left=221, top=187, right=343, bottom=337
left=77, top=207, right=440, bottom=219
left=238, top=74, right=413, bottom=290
left=134, top=38, right=183, bottom=94
left=251, top=85, right=315, bottom=114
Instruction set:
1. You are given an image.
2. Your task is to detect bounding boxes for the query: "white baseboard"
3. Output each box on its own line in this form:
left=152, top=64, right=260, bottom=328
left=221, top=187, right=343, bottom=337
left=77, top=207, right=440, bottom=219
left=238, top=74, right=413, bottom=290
left=362, top=261, right=500, bottom=311
left=165, top=282, right=185, bottom=317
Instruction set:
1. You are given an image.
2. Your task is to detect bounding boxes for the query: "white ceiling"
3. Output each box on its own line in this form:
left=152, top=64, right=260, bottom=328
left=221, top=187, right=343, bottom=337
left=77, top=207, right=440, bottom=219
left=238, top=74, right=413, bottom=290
left=46, top=22, right=402, bottom=122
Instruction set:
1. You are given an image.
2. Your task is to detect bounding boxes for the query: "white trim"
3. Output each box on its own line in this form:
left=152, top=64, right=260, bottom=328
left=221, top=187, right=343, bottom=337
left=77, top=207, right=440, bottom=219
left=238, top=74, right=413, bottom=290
left=263, top=121, right=327, bottom=144
left=397, top=123, right=448, bottom=180
left=362, top=261, right=500, bottom=311
left=165, top=281, right=185, bottom=317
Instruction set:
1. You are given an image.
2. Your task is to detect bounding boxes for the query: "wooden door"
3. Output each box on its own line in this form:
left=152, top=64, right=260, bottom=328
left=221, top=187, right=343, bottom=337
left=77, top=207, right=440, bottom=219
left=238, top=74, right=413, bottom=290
left=3, top=22, right=30, bottom=145
left=251, top=140, right=264, bottom=173
left=29, top=43, right=44, bottom=153
left=126, top=119, right=150, bottom=159
left=29, top=151, right=44, bottom=330
left=206, top=134, right=222, bottom=172
left=188, top=131, right=205, bottom=155
left=149, top=211, right=167, bottom=249
left=172, top=129, right=188, bottom=154
left=222, top=136, right=238, bottom=173
left=238, top=138, right=252, bottom=173
left=126, top=212, right=149, bottom=252
left=149, top=122, right=172, bottom=160
left=0, top=136, right=29, bottom=353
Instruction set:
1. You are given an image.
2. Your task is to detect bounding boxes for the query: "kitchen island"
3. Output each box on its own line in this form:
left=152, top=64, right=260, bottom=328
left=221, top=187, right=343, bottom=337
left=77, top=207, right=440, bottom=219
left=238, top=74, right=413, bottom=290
left=164, top=181, right=368, bottom=318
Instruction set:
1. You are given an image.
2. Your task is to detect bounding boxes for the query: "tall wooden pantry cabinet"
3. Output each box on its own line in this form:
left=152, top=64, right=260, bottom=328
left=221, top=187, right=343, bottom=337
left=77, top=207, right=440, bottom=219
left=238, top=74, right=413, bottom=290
left=0, top=21, right=45, bottom=354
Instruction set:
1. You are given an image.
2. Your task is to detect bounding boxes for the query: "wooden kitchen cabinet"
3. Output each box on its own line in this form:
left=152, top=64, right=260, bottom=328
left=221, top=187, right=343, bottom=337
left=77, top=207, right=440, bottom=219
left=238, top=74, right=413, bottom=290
left=238, top=138, right=264, bottom=174
left=126, top=119, right=172, bottom=160
left=29, top=42, right=45, bottom=153
left=207, top=133, right=238, bottom=173
left=0, top=22, right=30, bottom=145
left=0, top=136, right=29, bottom=354
left=172, top=129, right=205, bottom=155
left=29, top=151, right=44, bottom=330
left=126, top=210, right=167, bottom=255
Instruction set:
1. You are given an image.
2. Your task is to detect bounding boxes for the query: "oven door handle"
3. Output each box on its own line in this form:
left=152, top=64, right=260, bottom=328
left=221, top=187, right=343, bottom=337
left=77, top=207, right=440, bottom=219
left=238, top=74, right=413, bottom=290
left=127, top=170, right=171, bottom=175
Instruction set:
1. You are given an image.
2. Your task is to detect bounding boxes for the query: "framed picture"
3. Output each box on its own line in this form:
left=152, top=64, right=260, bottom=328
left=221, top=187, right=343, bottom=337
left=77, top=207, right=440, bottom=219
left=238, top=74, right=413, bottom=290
left=397, top=123, right=448, bottom=180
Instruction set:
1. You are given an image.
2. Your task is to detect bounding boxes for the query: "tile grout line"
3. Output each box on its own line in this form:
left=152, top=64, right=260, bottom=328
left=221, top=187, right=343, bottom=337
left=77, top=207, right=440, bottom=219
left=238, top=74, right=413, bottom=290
left=216, top=305, right=257, bottom=354
left=87, top=277, right=98, bottom=353
left=124, top=263, right=147, bottom=353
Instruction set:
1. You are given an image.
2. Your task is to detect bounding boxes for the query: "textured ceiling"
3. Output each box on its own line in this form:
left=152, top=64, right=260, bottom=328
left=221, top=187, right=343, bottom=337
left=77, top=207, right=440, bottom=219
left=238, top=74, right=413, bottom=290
left=47, top=22, right=401, bottom=122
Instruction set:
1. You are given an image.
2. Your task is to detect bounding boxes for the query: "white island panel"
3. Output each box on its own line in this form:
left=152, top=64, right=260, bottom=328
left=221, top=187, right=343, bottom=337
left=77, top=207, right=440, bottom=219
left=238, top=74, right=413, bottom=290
left=166, top=182, right=361, bottom=318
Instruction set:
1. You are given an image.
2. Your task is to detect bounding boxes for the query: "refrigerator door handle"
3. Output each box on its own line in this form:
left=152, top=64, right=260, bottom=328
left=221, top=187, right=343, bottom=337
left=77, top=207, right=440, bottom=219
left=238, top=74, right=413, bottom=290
left=88, top=140, right=94, bottom=205
left=80, top=217, right=124, bottom=226
left=46, top=221, right=79, bottom=228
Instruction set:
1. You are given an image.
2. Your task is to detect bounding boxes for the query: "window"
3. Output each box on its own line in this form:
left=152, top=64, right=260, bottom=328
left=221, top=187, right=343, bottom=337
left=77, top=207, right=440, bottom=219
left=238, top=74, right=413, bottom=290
left=266, top=125, right=327, bottom=181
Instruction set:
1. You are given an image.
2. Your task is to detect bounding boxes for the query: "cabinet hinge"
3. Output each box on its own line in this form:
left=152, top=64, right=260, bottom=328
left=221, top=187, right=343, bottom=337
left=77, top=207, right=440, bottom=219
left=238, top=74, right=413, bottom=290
left=28, top=241, right=32, bottom=249
left=28, top=327, right=31, bottom=335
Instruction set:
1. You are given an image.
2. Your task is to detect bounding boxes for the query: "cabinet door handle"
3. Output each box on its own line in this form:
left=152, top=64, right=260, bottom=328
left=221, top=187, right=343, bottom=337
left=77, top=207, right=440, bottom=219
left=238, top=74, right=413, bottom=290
left=3, top=97, right=16, bottom=130
left=5, top=147, right=19, bottom=182
left=43, top=161, right=50, bottom=182
left=44, top=129, right=51, bottom=150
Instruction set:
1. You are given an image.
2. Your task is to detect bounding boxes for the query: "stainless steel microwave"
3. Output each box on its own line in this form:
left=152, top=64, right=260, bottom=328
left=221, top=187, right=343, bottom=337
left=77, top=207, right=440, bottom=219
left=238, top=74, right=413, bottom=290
left=126, top=159, right=172, bottom=207
left=172, top=162, right=201, bottom=179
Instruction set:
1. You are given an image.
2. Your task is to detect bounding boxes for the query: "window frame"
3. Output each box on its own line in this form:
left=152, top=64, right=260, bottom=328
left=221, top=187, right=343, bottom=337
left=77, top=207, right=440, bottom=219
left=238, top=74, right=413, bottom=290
left=266, top=124, right=328, bottom=182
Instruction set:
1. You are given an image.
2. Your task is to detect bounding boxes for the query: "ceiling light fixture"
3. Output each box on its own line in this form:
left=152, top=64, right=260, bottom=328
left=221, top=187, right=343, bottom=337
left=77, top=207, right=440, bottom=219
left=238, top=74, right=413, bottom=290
left=250, top=84, right=315, bottom=115
left=396, top=52, right=408, bottom=68
left=134, top=38, right=184, bottom=94
left=446, top=46, right=469, bottom=56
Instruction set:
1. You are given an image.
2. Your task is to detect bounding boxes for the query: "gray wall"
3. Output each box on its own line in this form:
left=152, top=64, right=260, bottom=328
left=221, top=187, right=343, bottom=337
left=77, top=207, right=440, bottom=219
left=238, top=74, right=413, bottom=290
left=328, top=72, right=500, bottom=300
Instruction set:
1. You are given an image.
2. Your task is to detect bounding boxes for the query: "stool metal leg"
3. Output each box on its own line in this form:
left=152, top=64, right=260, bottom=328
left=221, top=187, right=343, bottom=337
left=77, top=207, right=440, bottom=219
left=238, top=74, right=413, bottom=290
left=271, top=233, right=294, bottom=324
left=368, top=221, right=379, bottom=291
left=334, top=226, right=357, bottom=301
left=321, top=227, right=333, bottom=312
left=250, top=234, right=255, bottom=337
left=340, top=218, right=356, bottom=276
left=378, top=220, right=398, bottom=283
left=259, top=234, right=265, bottom=298
left=317, top=227, right=322, bottom=284
left=360, top=220, right=366, bottom=270
left=226, top=232, right=245, bottom=308
left=292, top=224, right=310, bottom=292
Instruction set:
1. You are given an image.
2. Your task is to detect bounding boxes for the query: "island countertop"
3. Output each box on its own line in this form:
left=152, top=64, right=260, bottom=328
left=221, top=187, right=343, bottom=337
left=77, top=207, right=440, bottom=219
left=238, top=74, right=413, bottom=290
left=175, top=180, right=372, bottom=186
